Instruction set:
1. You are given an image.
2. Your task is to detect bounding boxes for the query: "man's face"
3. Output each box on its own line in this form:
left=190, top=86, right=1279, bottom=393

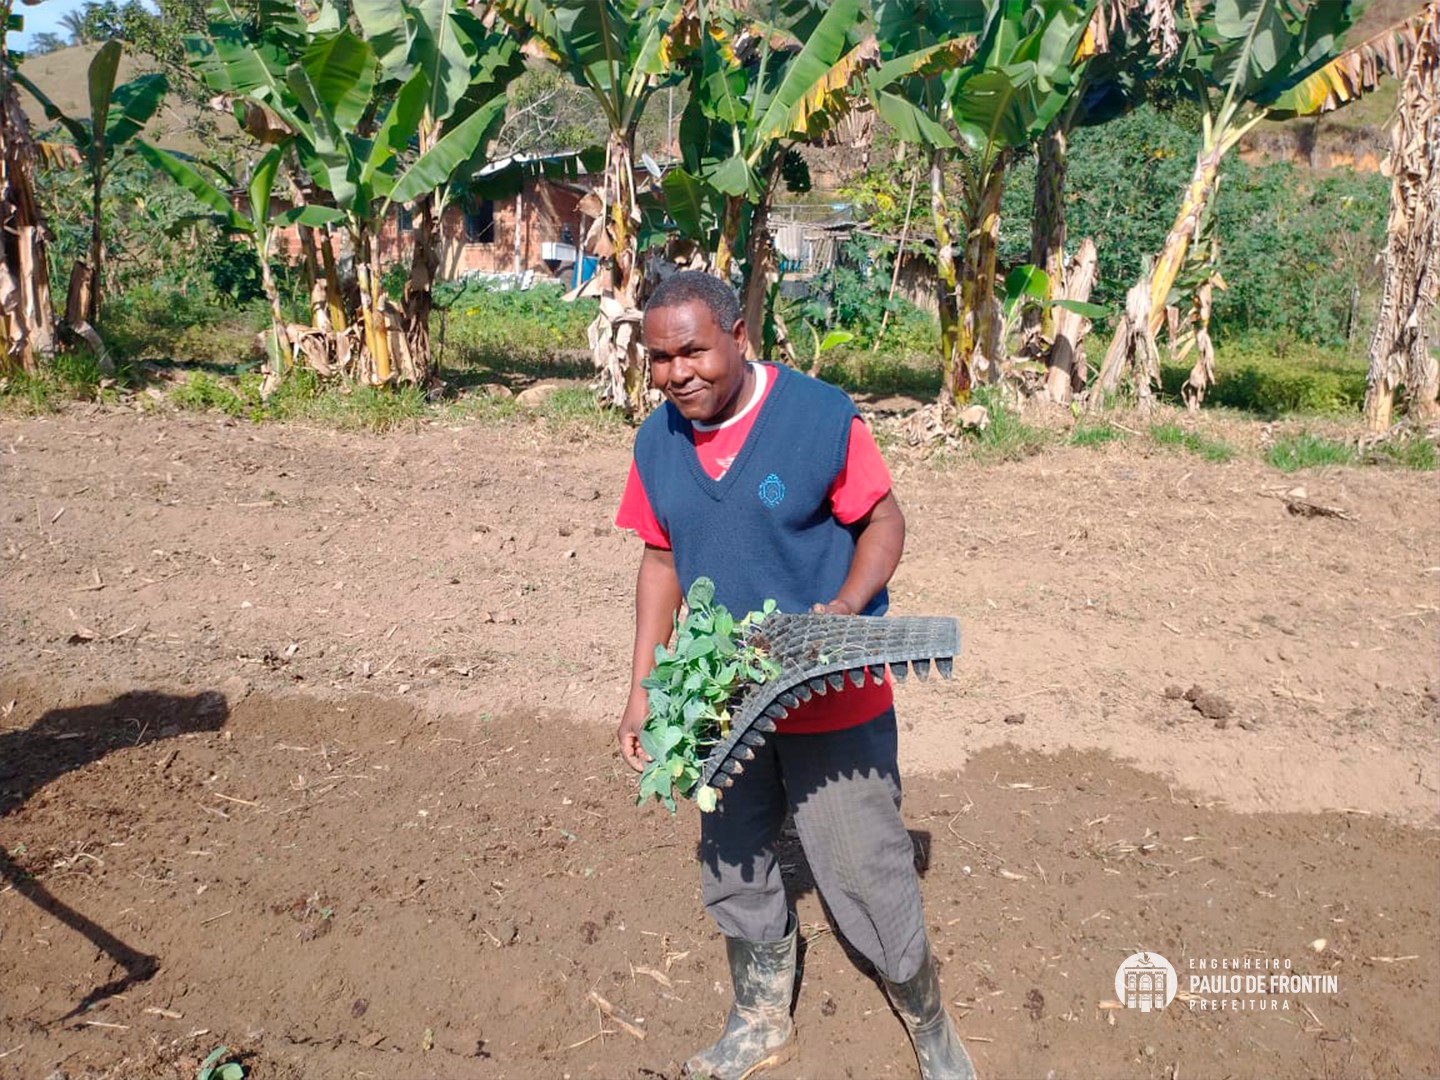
left=643, top=299, right=749, bottom=424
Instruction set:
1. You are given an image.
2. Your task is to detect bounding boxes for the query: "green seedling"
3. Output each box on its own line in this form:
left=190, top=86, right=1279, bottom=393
left=196, top=1046, right=245, bottom=1080
left=637, top=577, right=779, bottom=813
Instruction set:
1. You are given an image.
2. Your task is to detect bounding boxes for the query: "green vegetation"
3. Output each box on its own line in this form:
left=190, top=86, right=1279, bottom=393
left=1162, top=340, right=1368, bottom=418
left=1265, top=432, right=1362, bottom=471
left=440, top=281, right=596, bottom=370
left=195, top=1046, right=245, bottom=1080
left=1150, top=423, right=1237, bottom=463
left=999, top=106, right=1390, bottom=350
left=168, top=368, right=429, bottom=432
left=1263, top=427, right=1440, bottom=474
left=638, top=577, right=779, bottom=814
left=1364, top=436, right=1437, bottom=471
left=814, top=349, right=942, bottom=401
left=964, top=387, right=1052, bottom=463
left=5, top=0, right=1424, bottom=437
left=1069, top=421, right=1127, bottom=448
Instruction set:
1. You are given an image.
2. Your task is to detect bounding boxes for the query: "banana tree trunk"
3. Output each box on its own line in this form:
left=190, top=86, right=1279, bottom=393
left=289, top=177, right=331, bottom=334
left=1181, top=274, right=1218, bottom=410
left=932, top=150, right=963, bottom=405
left=1045, top=236, right=1097, bottom=403
left=319, top=226, right=347, bottom=333
left=1027, top=120, right=1068, bottom=345
left=589, top=130, right=646, bottom=414
left=740, top=157, right=785, bottom=361
left=402, top=193, right=438, bottom=384
left=1143, top=138, right=1225, bottom=339
left=88, top=161, right=103, bottom=324
left=254, top=229, right=290, bottom=396
left=0, top=72, right=56, bottom=375
left=354, top=227, right=392, bottom=385
left=714, top=195, right=743, bottom=282
left=297, top=223, right=331, bottom=332
left=1365, top=4, right=1440, bottom=429
left=1091, top=265, right=1161, bottom=414
left=957, top=152, right=1008, bottom=388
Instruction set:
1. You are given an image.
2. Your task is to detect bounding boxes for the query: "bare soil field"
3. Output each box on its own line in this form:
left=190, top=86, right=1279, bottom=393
left=2, top=407, right=1437, bottom=1080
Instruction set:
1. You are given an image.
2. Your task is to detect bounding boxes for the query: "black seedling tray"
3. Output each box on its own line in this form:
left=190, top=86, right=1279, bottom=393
left=700, top=613, right=961, bottom=791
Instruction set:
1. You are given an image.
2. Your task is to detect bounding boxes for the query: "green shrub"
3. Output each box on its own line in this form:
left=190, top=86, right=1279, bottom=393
left=1, top=349, right=114, bottom=414
left=815, top=349, right=942, bottom=400
left=1000, top=103, right=1387, bottom=350
left=170, top=371, right=248, bottom=417
left=1159, top=337, right=1368, bottom=417
left=797, top=236, right=936, bottom=359
left=101, top=286, right=267, bottom=367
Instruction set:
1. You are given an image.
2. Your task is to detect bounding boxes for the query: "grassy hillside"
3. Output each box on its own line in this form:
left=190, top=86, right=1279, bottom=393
left=16, top=42, right=236, bottom=154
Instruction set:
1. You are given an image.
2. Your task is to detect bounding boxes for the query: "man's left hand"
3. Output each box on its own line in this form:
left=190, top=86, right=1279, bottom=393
left=812, top=599, right=856, bottom=615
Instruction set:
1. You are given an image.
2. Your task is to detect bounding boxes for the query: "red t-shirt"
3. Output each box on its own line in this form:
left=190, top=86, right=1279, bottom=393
left=616, top=363, right=895, bottom=734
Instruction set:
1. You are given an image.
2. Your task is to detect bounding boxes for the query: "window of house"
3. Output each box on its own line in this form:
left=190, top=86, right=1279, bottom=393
left=397, top=205, right=414, bottom=233
left=464, top=198, right=495, bottom=244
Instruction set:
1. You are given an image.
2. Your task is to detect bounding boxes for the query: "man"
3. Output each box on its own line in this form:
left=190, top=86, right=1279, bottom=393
left=615, top=271, right=977, bottom=1080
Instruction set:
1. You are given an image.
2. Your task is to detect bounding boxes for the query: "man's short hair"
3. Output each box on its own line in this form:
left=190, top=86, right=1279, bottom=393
left=645, top=270, right=741, bottom=332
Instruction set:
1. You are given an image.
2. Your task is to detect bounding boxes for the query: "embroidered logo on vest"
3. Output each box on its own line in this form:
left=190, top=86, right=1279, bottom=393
left=758, top=473, right=786, bottom=508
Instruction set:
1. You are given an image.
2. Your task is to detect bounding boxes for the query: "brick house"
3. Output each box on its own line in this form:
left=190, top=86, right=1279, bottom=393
left=272, top=153, right=607, bottom=287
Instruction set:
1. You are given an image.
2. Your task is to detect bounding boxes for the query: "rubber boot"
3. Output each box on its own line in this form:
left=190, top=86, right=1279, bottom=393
left=684, top=913, right=797, bottom=1080
left=883, top=948, right=979, bottom=1080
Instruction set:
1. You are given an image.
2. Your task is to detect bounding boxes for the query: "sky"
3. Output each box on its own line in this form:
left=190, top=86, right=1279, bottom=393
left=11, top=0, right=113, bottom=49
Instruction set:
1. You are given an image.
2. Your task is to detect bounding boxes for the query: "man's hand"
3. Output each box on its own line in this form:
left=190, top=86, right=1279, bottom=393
left=620, top=545, right=679, bottom=771
left=812, top=599, right=856, bottom=615
left=617, top=688, right=653, bottom=772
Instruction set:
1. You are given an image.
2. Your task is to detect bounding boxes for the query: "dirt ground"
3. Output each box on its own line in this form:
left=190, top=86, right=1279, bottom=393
left=1, top=406, right=1437, bottom=1080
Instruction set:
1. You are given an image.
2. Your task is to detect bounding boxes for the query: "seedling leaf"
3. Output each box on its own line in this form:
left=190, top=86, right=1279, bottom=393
left=636, top=577, right=778, bottom=813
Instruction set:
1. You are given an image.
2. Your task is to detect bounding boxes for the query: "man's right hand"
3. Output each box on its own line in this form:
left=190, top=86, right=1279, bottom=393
left=617, top=691, right=652, bottom=772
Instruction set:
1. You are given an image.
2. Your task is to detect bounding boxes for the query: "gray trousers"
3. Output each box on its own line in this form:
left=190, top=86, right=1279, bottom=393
left=698, top=709, right=928, bottom=983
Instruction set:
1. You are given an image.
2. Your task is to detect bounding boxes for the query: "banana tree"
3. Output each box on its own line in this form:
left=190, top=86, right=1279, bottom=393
left=497, top=0, right=698, bottom=414
left=872, top=0, right=1093, bottom=402
left=16, top=39, right=165, bottom=323
left=869, top=0, right=986, bottom=401
left=137, top=139, right=345, bottom=383
left=1360, top=4, right=1438, bottom=428
left=664, top=0, right=872, bottom=357
left=353, top=0, right=523, bottom=379
left=1102, top=0, right=1399, bottom=407
left=1027, top=0, right=1175, bottom=357
left=0, top=0, right=57, bottom=375
left=184, top=1, right=517, bottom=385
left=188, top=15, right=400, bottom=380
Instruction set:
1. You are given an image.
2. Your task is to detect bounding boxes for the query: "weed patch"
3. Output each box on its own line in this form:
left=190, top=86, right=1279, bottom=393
left=816, top=349, right=942, bottom=401
left=1265, top=432, right=1357, bottom=472
left=1150, top=423, right=1236, bottom=463
left=967, top=389, right=1053, bottom=463
left=1070, top=421, right=1127, bottom=448
left=440, top=282, right=596, bottom=375
left=1363, top=436, right=1437, bottom=471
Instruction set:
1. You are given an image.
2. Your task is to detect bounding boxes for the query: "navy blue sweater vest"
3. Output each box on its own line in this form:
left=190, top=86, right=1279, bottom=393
left=633, top=364, right=888, bottom=619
